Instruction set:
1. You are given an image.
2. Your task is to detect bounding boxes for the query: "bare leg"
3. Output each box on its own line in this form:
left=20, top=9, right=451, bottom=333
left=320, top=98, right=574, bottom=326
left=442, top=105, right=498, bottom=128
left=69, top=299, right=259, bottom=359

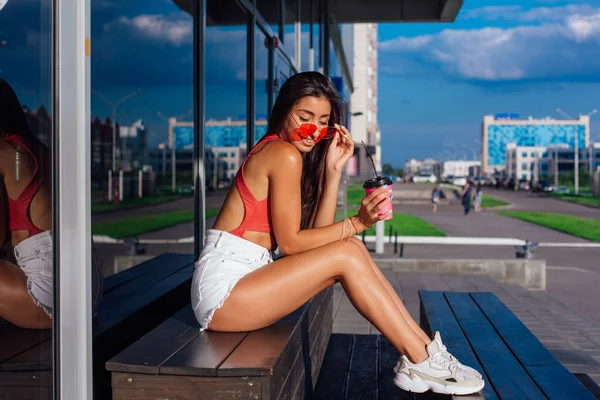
left=209, top=237, right=429, bottom=363
left=353, top=241, right=432, bottom=345
left=0, top=260, right=51, bottom=329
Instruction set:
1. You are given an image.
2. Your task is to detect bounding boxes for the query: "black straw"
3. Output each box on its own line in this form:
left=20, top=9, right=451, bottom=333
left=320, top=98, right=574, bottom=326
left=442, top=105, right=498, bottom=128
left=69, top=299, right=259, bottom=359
left=361, top=140, right=379, bottom=178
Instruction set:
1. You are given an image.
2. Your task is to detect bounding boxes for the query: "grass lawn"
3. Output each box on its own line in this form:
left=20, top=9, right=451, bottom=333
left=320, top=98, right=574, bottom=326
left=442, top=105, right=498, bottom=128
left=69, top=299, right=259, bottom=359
left=480, top=194, right=510, bottom=208
left=552, top=194, right=600, bottom=207
left=347, top=183, right=365, bottom=206
left=498, top=211, right=600, bottom=242
left=92, top=208, right=220, bottom=239
left=91, top=194, right=185, bottom=213
left=345, top=210, right=446, bottom=237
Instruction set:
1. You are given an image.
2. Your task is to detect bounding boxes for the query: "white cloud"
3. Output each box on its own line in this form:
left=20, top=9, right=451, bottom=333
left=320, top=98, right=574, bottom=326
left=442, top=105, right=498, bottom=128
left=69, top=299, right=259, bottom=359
left=461, top=4, right=595, bottom=22
left=116, top=13, right=193, bottom=46
left=379, top=9, right=600, bottom=83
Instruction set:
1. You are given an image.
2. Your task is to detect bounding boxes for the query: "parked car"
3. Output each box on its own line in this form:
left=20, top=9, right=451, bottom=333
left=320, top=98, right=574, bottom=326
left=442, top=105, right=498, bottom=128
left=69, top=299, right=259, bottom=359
left=518, top=179, right=530, bottom=191
left=412, top=174, right=437, bottom=183
left=452, top=176, right=467, bottom=186
left=531, top=180, right=553, bottom=193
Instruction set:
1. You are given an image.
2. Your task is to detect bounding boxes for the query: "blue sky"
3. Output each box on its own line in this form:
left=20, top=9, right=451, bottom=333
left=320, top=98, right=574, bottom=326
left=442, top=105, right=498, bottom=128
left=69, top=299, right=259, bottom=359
left=378, top=0, right=600, bottom=165
left=1, top=0, right=599, bottom=168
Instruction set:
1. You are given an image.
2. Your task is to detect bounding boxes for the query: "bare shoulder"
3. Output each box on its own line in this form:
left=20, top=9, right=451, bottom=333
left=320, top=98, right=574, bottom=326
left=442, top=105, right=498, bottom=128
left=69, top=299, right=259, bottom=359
left=261, top=140, right=302, bottom=169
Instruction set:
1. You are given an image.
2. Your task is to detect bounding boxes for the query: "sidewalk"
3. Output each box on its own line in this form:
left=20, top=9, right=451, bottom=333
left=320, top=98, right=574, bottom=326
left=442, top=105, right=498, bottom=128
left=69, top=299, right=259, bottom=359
left=331, top=271, right=600, bottom=386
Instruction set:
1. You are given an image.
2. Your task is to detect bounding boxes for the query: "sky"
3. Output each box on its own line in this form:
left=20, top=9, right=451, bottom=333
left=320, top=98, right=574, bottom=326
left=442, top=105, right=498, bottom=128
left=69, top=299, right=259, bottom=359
left=1, top=0, right=599, bottom=168
left=378, top=0, right=600, bottom=166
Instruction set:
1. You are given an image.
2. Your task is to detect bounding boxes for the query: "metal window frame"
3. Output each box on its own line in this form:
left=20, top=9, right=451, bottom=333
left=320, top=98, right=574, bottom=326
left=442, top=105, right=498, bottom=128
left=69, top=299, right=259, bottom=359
left=55, top=0, right=94, bottom=398
left=194, top=0, right=207, bottom=259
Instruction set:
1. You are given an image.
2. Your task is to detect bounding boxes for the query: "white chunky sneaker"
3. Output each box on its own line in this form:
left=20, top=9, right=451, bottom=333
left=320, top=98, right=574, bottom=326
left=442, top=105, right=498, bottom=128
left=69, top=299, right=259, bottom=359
left=431, top=331, right=482, bottom=380
left=393, top=338, right=485, bottom=395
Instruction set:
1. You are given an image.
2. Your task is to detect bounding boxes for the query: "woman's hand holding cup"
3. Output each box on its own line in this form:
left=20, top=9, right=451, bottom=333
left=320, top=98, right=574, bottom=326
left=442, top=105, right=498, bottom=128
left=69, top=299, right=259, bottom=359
left=353, top=184, right=393, bottom=231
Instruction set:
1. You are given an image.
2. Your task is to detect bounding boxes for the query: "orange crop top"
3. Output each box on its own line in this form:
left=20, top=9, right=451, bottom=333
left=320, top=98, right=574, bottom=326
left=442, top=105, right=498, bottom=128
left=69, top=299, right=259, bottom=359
left=229, top=134, right=280, bottom=238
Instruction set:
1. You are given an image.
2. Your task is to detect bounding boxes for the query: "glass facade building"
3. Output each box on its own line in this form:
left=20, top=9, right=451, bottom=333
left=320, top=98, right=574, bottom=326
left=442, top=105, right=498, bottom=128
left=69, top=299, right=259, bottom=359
left=481, top=114, right=590, bottom=174
left=0, top=0, right=461, bottom=397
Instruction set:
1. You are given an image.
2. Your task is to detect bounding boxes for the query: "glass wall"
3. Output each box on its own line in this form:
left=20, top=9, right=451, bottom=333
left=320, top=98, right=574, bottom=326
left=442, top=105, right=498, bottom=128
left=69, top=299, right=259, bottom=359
left=205, top=0, right=247, bottom=224
left=90, top=0, right=194, bottom=274
left=0, top=0, right=54, bottom=397
left=284, top=0, right=297, bottom=66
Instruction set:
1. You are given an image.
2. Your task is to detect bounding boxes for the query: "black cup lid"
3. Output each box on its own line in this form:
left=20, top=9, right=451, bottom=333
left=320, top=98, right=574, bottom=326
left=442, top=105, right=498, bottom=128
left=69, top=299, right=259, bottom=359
left=363, top=176, right=393, bottom=188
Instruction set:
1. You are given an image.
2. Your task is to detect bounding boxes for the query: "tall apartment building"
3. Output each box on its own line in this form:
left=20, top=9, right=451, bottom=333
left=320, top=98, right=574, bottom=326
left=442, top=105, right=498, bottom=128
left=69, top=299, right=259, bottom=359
left=348, top=23, right=380, bottom=179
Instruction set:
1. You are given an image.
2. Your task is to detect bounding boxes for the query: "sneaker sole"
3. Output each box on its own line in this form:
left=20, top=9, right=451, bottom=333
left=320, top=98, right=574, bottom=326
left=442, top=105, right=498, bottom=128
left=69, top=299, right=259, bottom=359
left=393, top=375, right=485, bottom=395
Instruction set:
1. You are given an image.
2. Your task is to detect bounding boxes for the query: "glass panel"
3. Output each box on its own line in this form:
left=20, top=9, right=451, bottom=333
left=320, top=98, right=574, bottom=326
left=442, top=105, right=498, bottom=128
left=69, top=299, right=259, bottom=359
left=206, top=0, right=247, bottom=207
left=256, top=26, right=269, bottom=144
left=0, top=0, right=54, bottom=397
left=90, top=1, right=193, bottom=273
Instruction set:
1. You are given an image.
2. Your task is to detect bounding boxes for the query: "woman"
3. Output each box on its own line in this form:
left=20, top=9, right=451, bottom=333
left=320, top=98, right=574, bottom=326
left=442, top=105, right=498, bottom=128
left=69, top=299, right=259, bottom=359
left=191, top=72, right=484, bottom=395
left=473, top=184, right=483, bottom=212
left=0, top=78, right=103, bottom=329
left=431, top=185, right=440, bottom=213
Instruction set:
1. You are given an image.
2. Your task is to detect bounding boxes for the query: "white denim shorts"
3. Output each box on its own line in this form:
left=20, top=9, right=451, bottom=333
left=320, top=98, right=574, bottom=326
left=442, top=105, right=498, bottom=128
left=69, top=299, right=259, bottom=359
left=14, top=230, right=104, bottom=318
left=191, top=229, right=274, bottom=331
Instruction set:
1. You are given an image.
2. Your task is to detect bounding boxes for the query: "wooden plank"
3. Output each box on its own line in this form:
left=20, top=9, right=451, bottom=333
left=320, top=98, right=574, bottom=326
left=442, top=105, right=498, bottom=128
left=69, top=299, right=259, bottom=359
left=95, top=264, right=193, bottom=338
left=217, top=313, right=301, bottom=377
left=275, top=339, right=305, bottom=400
left=0, top=326, right=50, bottom=364
left=111, top=372, right=262, bottom=400
left=313, top=334, right=353, bottom=400
left=444, top=292, right=546, bottom=399
left=105, top=306, right=201, bottom=374
left=309, top=298, right=333, bottom=385
left=345, top=334, right=378, bottom=400
left=0, top=337, right=52, bottom=372
left=0, top=370, right=52, bottom=400
left=270, top=317, right=303, bottom=396
left=418, top=290, right=496, bottom=400
left=103, top=253, right=192, bottom=293
left=471, top=292, right=595, bottom=400
left=159, top=330, right=248, bottom=377
left=378, top=336, right=415, bottom=400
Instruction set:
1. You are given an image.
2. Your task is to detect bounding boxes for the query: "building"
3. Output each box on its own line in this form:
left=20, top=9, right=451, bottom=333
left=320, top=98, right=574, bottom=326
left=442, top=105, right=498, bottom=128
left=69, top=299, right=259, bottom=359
left=90, top=117, right=115, bottom=182
left=442, top=160, right=481, bottom=179
left=119, top=119, right=147, bottom=172
left=481, top=114, right=590, bottom=174
left=349, top=23, right=380, bottom=179
left=506, top=143, right=600, bottom=181
left=8, top=0, right=464, bottom=395
left=404, top=158, right=438, bottom=177
left=206, top=144, right=248, bottom=189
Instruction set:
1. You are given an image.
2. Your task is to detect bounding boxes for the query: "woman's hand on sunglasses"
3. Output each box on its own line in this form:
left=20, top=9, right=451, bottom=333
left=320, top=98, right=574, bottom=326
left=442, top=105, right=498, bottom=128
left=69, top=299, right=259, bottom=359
left=326, top=124, right=354, bottom=174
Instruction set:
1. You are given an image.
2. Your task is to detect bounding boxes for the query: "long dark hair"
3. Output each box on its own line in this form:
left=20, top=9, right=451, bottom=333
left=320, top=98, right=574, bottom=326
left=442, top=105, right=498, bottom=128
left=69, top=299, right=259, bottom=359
left=0, top=79, right=36, bottom=141
left=267, top=72, right=344, bottom=229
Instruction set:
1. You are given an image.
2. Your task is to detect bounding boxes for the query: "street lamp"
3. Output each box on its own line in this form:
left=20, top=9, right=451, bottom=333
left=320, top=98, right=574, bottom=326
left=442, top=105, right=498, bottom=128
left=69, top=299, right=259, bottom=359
left=158, top=110, right=193, bottom=193
left=92, top=88, right=142, bottom=172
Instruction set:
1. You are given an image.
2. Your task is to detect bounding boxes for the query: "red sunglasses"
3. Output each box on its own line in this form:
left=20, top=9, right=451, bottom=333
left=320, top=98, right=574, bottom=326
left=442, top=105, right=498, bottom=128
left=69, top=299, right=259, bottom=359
left=289, top=115, right=339, bottom=144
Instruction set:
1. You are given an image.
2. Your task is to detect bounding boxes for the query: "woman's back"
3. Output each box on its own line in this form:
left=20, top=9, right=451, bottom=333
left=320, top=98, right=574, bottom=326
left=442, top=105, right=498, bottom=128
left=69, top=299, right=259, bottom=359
left=212, top=136, right=293, bottom=250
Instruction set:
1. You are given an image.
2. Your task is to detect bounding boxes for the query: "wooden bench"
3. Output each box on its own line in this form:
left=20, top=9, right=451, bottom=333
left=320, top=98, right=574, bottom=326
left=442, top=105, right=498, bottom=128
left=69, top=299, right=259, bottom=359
left=0, top=252, right=194, bottom=400
left=106, top=285, right=334, bottom=399
left=419, top=290, right=596, bottom=399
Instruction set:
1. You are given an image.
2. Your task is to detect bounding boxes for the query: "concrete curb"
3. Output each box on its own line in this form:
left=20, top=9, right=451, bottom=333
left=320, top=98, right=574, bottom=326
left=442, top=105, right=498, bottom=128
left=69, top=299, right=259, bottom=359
left=375, top=258, right=546, bottom=291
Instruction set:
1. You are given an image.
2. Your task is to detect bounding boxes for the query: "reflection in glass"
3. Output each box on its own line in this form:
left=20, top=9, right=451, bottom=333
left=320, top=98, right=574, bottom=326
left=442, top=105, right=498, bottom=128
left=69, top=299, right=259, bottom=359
left=0, top=0, right=55, bottom=397
left=205, top=0, right=247, bottom=232
left=91, top=0, right=194, bottom=275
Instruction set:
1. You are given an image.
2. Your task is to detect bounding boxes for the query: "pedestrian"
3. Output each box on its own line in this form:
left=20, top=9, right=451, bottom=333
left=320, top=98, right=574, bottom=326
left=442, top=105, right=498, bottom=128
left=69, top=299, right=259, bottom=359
left=473, top=184, right=483, bottom=212
left=461, top=181, right=473, bottom=216
left=431, top=186, right=440, bottom=213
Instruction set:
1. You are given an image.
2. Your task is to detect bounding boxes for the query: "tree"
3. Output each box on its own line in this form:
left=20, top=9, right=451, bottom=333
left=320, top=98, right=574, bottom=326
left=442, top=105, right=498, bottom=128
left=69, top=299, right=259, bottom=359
left=382, top=163, right=395, bottom=176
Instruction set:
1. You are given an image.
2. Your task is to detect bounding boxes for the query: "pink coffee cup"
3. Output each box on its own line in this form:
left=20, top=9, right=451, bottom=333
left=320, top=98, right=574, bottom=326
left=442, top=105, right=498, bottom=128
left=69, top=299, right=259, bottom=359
left=363, top=176, right=393, bottom=221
